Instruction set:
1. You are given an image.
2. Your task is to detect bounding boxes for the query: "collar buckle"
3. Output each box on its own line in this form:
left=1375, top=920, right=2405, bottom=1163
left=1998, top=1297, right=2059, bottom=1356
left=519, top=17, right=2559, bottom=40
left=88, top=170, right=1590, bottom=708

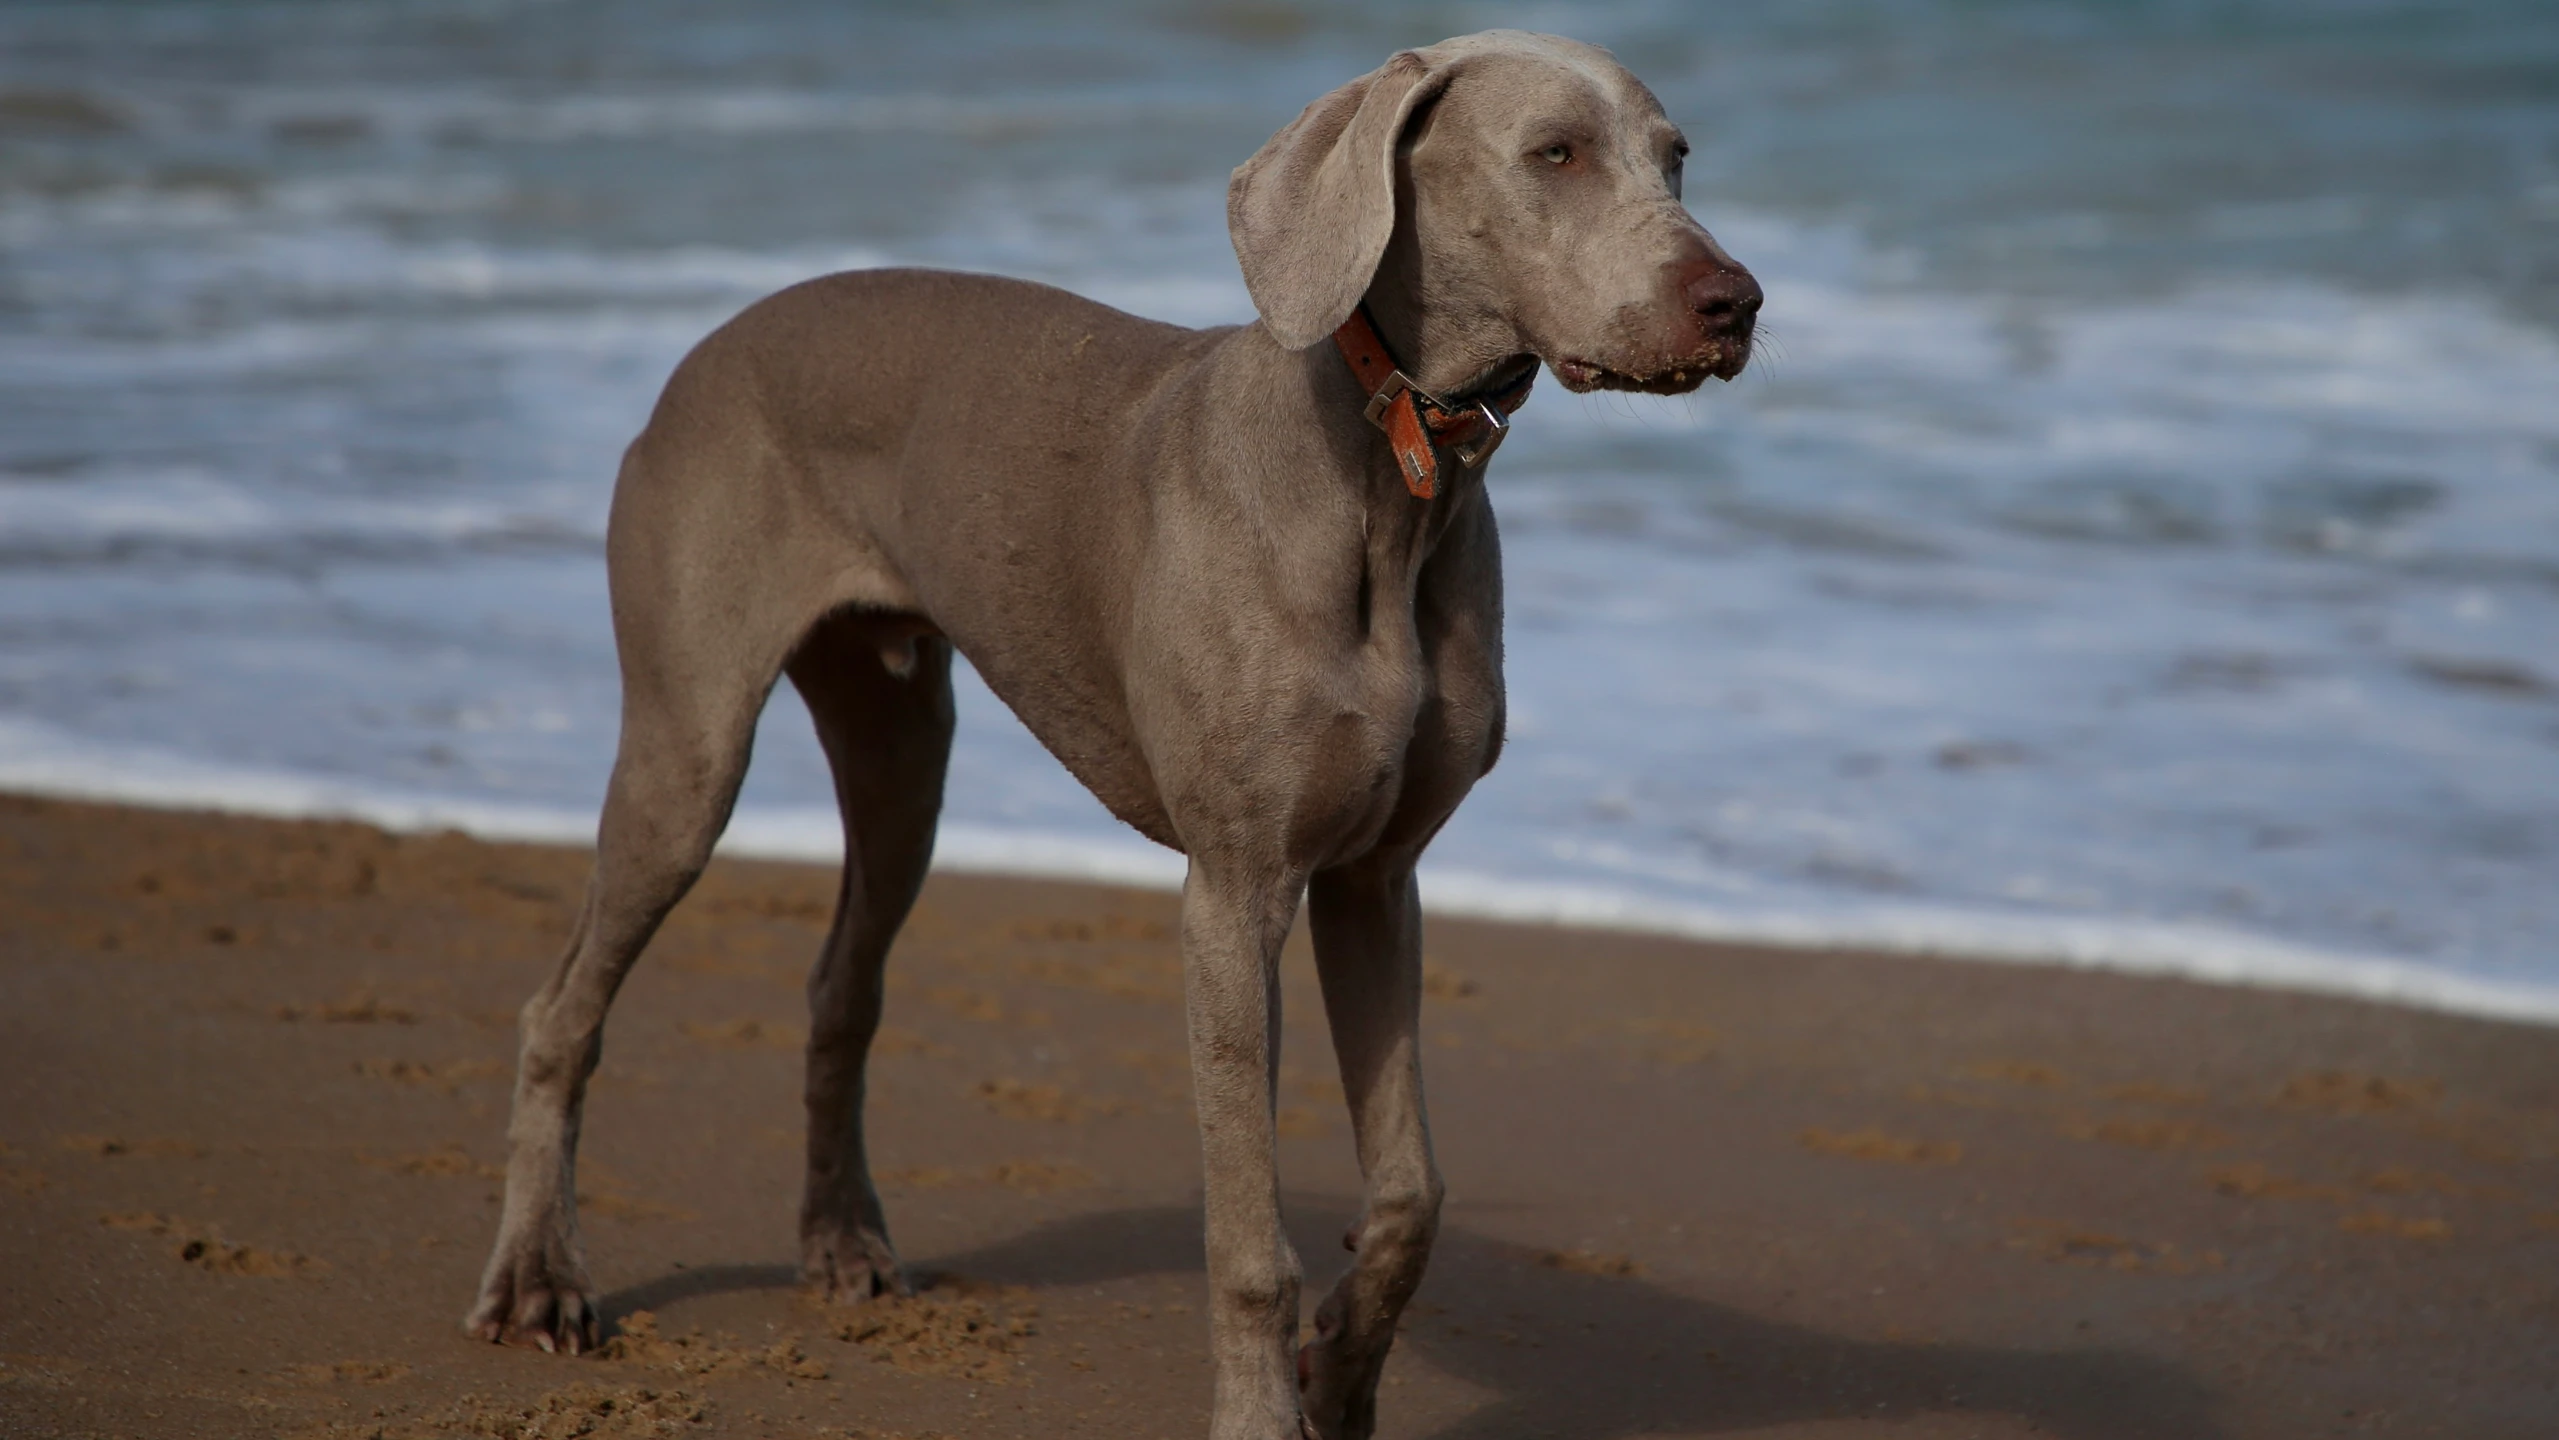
left=1360, top=368, right=1431, bottom=428
left=1450, top=400, right=1508, bottom=468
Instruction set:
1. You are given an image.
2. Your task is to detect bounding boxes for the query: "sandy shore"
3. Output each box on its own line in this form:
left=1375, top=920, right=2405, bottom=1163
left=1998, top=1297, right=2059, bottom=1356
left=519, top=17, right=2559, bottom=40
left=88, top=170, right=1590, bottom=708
left=2, top=794, right=2554, bottom=1439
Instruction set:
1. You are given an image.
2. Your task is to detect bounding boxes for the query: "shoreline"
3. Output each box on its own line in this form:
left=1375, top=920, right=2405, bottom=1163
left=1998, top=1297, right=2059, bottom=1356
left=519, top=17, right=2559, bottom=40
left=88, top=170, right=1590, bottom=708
left=1, top=737, right=2553, bottom=1029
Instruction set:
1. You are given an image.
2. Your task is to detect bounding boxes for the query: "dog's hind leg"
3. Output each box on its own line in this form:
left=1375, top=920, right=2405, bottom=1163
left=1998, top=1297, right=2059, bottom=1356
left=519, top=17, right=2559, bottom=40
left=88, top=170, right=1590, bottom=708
left=1297, top=858, right=1443, bottom=1440
left=468, top=460, right=801, bottom=1352
left=789, top=614, right=954, bottom=1304
left=466, top=682, right=767, bottom=1351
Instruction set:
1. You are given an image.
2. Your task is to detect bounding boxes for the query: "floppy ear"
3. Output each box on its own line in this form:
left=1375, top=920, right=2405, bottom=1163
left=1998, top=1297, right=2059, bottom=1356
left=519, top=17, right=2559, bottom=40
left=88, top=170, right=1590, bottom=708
left=1227, top=50, right=1451, bottom=350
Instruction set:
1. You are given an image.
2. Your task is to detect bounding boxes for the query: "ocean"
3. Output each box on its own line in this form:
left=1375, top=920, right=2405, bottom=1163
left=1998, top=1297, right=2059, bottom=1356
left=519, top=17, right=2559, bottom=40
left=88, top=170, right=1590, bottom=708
left=4, top=0, right=2555, bottom=1018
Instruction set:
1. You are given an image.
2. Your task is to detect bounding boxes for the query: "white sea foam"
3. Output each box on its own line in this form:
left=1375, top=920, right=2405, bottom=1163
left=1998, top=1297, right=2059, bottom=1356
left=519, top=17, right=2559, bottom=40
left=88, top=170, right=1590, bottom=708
left=1, top=77, right=1244, bottom=156
left=0, top=466, right=600, bottom=553
left=1533, top=265, right=2559, bottom=456
left=3, top=720, right=2551, bottom=1027
left=230, top=86, right=1239, bottom=146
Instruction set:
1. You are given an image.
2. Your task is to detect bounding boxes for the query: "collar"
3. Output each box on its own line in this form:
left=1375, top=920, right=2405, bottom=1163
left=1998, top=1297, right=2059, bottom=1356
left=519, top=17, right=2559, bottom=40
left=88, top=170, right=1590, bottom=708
left=1330, top=306, right=1535, bottom=500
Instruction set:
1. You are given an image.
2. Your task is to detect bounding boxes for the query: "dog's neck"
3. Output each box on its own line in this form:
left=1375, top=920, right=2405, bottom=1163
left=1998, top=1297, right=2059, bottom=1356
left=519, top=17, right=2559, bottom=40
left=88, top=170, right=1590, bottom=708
left=1356, top=284, right=1538, bottom=404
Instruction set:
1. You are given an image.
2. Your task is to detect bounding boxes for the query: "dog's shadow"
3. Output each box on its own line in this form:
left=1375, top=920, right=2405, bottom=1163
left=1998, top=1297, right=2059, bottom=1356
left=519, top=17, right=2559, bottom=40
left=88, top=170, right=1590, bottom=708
left=603, top=1200, right=2220, bottom=1440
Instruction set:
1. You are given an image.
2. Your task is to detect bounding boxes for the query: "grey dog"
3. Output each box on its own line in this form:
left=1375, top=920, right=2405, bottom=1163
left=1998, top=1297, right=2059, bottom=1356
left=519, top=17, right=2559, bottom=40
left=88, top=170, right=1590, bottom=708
left=468, top=29, right=1758, bottom=1440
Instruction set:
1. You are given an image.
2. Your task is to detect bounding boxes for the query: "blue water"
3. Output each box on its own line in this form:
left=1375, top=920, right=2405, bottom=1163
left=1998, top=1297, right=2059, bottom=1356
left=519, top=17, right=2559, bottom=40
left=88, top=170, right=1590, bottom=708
left=4, top=1, right=2557, bottom=1012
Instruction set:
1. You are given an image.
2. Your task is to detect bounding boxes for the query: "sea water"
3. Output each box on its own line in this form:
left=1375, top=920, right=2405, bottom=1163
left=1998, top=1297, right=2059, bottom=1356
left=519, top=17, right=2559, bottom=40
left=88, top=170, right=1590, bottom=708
left=3, top=1, right=2555, bottom=1017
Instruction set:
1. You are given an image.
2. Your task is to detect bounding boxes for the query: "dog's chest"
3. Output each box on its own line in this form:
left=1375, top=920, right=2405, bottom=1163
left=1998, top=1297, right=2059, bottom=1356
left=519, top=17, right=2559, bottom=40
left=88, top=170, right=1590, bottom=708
left=1295, top=581, right=1502, bottom=866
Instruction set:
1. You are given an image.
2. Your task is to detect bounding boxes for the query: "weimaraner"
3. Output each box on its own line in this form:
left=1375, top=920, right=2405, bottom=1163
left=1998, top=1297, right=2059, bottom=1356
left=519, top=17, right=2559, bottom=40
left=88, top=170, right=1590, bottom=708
left=468, top=29, right=1758, bottom=1440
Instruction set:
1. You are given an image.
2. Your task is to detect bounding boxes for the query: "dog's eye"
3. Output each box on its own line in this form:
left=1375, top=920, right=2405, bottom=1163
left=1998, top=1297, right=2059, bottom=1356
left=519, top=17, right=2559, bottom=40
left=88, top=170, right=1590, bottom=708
left=1539, top=143, right=1571, bottom=165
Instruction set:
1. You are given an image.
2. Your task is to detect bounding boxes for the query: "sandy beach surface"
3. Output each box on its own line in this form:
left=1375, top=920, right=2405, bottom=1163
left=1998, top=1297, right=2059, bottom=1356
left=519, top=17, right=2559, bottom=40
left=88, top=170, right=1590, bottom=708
left=2, top=794, right=2554, bottom=1439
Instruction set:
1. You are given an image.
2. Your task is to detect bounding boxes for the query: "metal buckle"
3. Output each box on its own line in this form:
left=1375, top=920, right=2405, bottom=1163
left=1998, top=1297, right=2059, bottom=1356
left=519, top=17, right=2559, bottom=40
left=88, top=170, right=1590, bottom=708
left=1362, top=370, right=1418, bottom=428
left=1451, top=400, right=1509, bottom=468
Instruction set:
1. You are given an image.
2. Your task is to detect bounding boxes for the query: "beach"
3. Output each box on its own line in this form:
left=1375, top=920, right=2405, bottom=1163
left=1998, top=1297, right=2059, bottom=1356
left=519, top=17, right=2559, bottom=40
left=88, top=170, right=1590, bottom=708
left=3, top=794, right=2554, bottom=1439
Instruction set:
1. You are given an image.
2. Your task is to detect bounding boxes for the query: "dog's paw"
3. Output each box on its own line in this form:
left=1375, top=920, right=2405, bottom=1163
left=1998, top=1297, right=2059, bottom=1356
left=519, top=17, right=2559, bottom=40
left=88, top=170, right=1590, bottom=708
left=1297, top=1320, right=1381, bottom=1440
left=465, top=1246, right=601, bottom=1355
left=801, top=1223, right=910, bottom=1305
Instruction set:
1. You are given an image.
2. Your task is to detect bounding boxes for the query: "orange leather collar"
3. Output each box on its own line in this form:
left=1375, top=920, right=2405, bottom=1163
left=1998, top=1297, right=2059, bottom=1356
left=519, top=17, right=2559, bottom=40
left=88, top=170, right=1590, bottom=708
left=1330, top=307, right=1534, bottom=500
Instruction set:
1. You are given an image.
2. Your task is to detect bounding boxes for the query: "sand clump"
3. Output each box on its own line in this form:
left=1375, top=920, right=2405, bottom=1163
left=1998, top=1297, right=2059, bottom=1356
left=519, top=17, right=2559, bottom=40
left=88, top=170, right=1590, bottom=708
left=986, top=1160, right=1094, bottom=1193
left=2208, top=1163, right=2347, bottom=1202
left=58, top=1133, right=209, bottom=1159
left=576, top=1189, right=696, bottom=1223
left=2275, top=1071, right=2442, bottom=1114
left=600, top=1285, right=1038, bottom=1387
left=2007, top=1221, right=2226, bottom=1274
left=2337, top=1211, right=2451, bottom=1240
left=302, top=1383, right=708, bottom=1440
left=677, top=1018, right=807, bottom=1050
left=876, top=1160, right=1096, bottom=1194
left=600, top=1311, right=827, bottom=1380
left=1538, top=1248, right=1642, bottom=1279
left=826, top=1284, right=1040, bottom=1382
left=285, top=1361, right=412, bottom=1384
left=360, top=1145, right=504, bottom=1180
left=100, top=1211, right=325, bottom=1277
left=277, top=993, right=419, bottom=1024
left=356, top=1057, right=506, bottom=1092
left=2357, top=1166, right=2491, bottom=1199
left=970, top=1079, right=1126, bottom=1123
left=463, top=1385, right=706, bottom=1440
left=1420, top=960, right=1481, bottom=1000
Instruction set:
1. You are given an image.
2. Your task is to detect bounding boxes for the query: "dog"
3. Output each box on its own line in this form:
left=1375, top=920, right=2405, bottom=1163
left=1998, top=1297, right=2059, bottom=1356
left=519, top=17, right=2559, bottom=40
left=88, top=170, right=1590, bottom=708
left=467, top=29, right=1758, bottom=1440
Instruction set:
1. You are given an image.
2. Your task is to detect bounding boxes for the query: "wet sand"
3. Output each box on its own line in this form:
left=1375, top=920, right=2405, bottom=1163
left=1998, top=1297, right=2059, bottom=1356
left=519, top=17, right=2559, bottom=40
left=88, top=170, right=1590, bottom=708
left=2, top=793, right=2554, bottom=1439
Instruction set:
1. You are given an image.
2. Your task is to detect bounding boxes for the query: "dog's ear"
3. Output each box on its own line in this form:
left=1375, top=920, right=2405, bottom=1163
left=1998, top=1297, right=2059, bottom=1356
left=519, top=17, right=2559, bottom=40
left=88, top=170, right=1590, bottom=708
left=1227, top=50, right=1452, bottom=350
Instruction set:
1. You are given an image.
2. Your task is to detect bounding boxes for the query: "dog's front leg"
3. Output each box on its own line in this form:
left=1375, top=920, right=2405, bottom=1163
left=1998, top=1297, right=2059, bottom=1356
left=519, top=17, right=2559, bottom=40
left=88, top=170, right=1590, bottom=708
left=1182, top=858, right=1313, bottom=1440
left=1297, top=859, right=1441, bottom=1440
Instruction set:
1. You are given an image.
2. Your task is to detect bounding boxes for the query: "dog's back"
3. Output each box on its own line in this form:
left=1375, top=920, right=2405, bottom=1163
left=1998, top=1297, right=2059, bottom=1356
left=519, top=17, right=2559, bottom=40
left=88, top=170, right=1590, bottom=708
left=612, top=267, right=1246, bottom=842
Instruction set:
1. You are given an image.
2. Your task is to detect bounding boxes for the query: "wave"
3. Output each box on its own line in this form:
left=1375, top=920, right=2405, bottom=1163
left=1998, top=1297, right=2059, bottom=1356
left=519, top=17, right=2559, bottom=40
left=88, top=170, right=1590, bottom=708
left=22, top=191, right=2555, bottom=454
left=52, top=82, right=1247, bottom=148
left=0, top=465, right=602, bottom=566
left=3, top=719, right=2551, bottom=1028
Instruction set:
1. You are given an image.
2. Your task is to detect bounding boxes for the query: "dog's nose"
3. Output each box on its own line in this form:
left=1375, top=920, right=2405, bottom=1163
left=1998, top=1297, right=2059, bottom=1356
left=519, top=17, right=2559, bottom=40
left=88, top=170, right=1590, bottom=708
left=1683, top=262, right=1762, bottom=328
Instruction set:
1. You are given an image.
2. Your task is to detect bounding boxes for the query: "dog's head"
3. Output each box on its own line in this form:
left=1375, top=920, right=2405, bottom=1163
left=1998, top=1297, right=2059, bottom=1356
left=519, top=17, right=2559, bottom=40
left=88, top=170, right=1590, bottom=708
left=1228, top=30, right=1758, bottom=395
